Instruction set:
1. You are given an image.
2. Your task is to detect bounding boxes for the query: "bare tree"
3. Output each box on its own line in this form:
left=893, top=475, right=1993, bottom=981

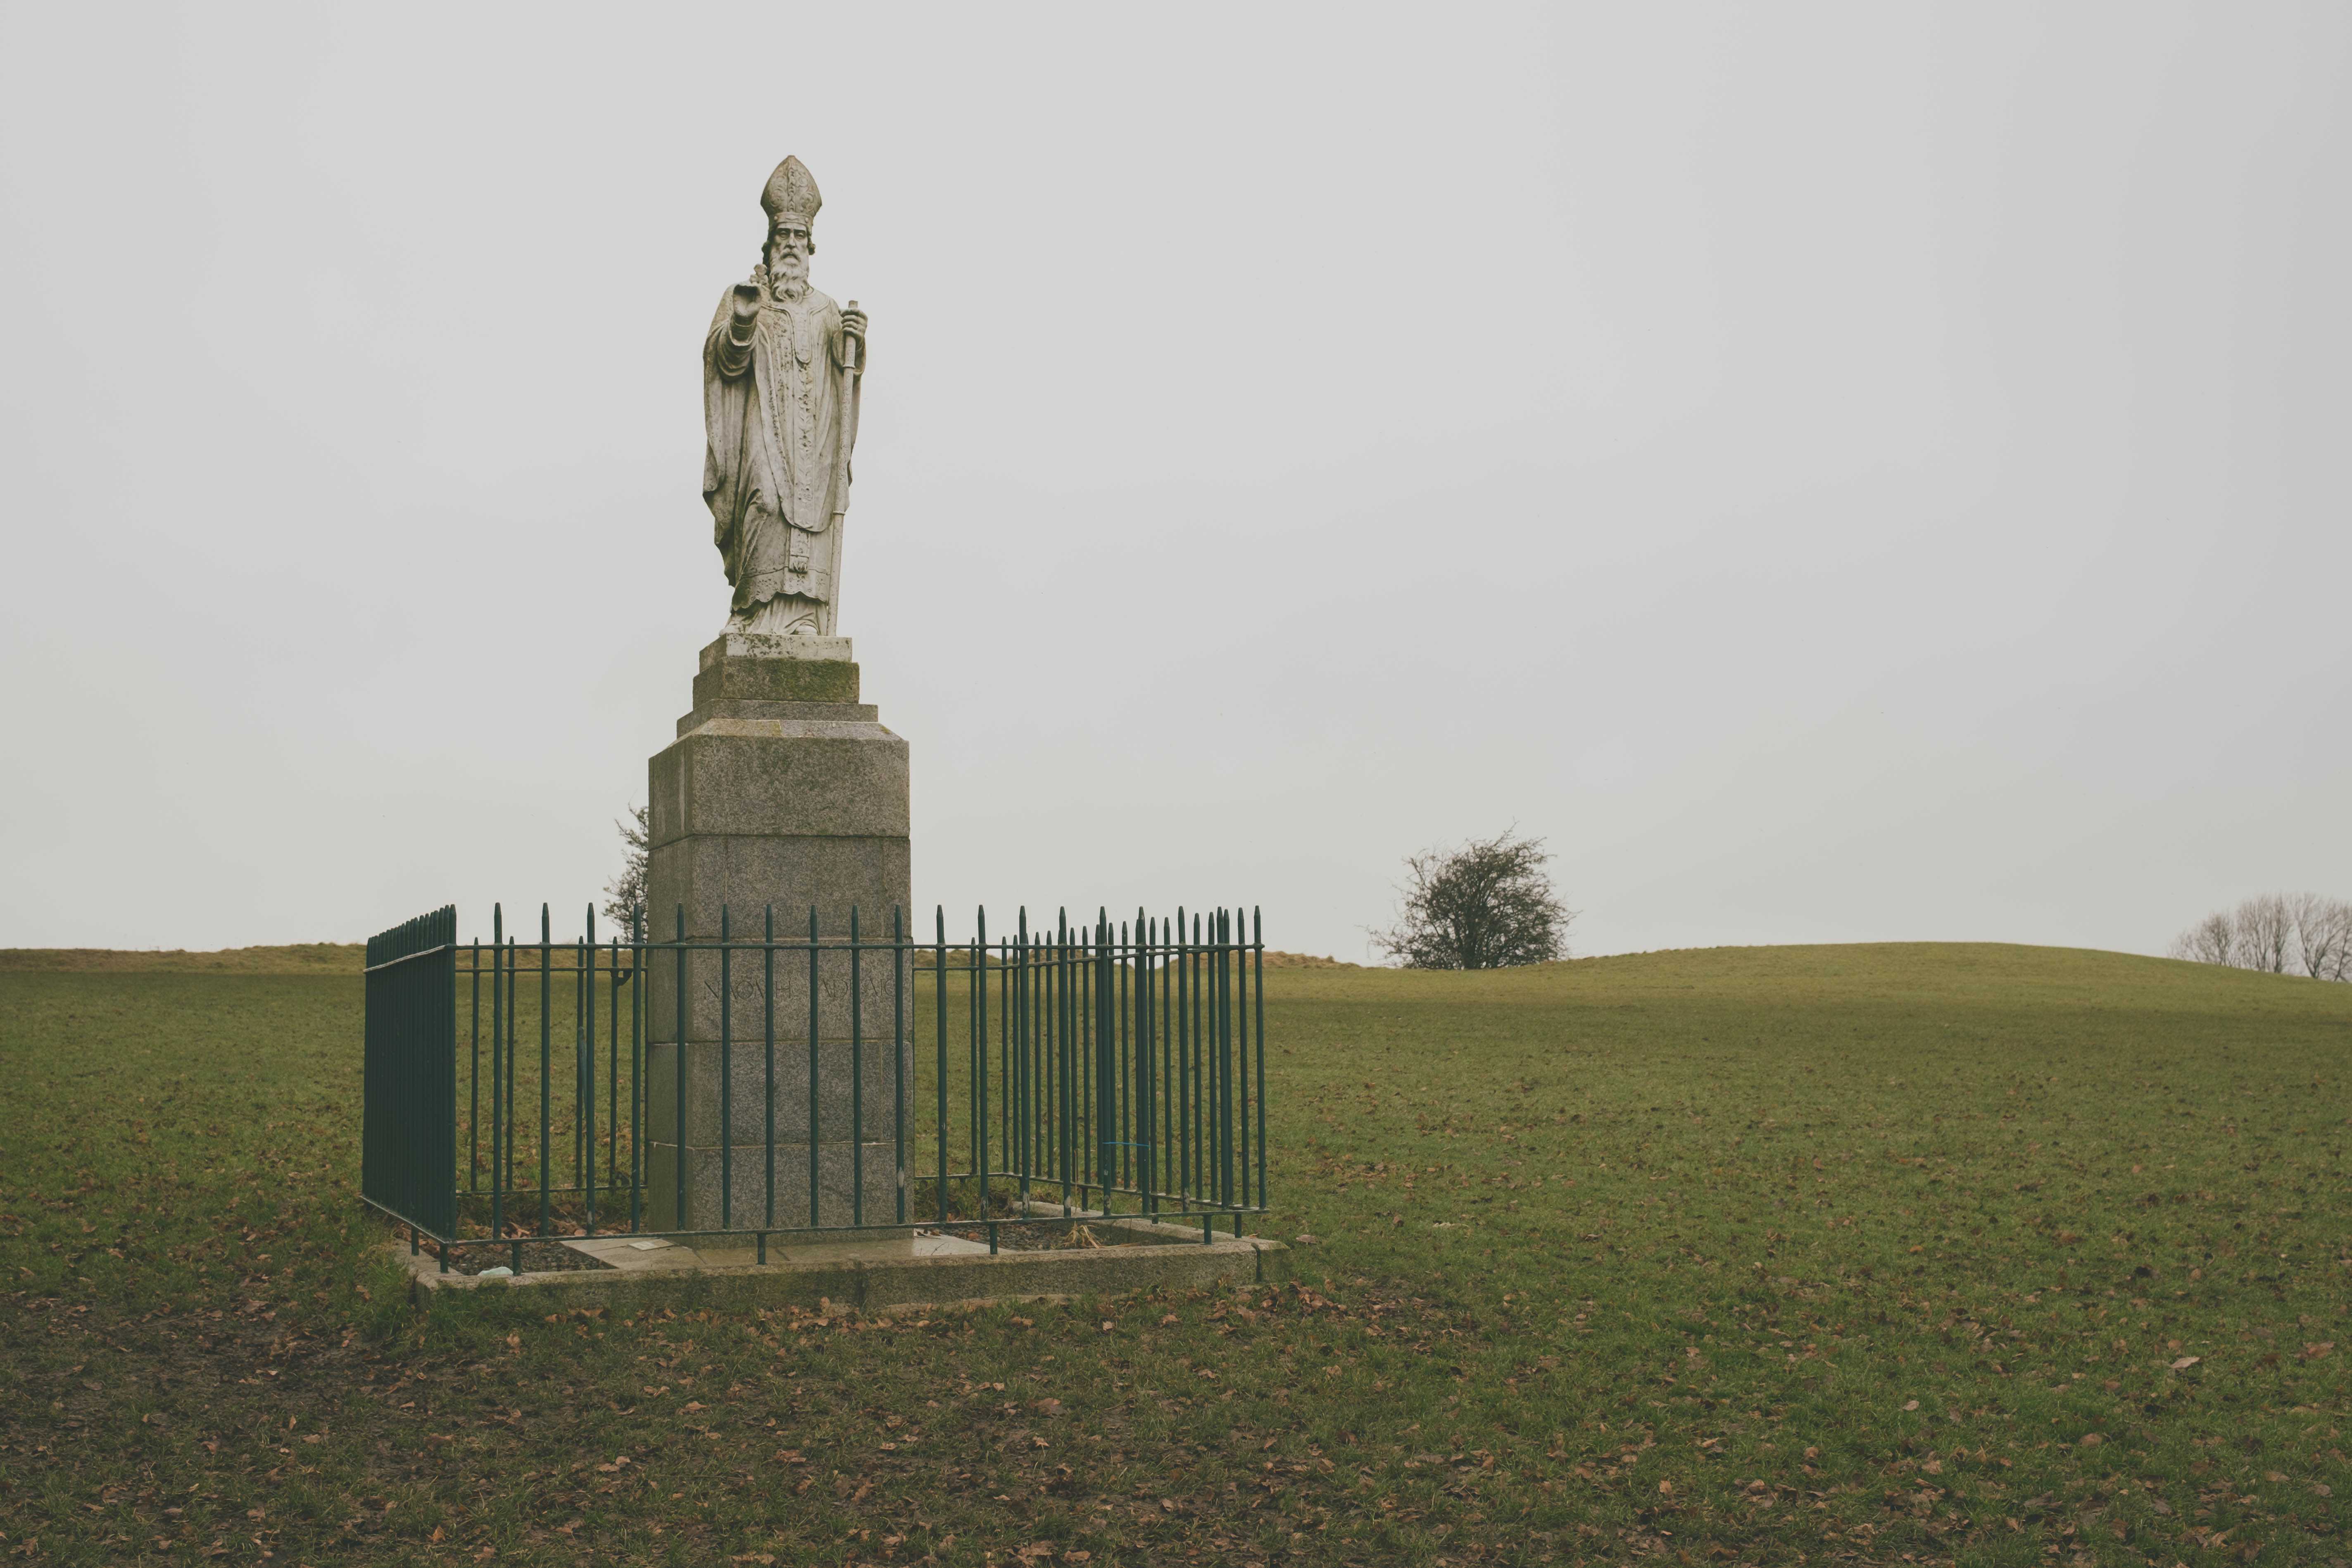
left=2231, top=893, right=2295, bottom=974
left=2319, top=905, right=2352, bottom=982
left=2171, top=892, right=2352, bottom=981
left=2288, top=892, right=2352, bottom=981
left=2169, top=910, right=2236, bottom=966
left=1371, top=829, right=1574, bottom=970
left=601, top=804, right=650, bottom=934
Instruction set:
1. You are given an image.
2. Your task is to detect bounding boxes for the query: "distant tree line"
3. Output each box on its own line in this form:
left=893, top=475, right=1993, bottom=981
left=2169, top=892, right=2352, bottom=981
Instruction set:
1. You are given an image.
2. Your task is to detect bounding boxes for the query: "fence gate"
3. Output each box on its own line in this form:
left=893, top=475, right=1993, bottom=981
left=362, top=905, right=457, bottom=1238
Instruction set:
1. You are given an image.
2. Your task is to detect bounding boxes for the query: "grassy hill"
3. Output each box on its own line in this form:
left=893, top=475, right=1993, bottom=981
left=0, top=942, right=364, bottom=974
left=3, top=942, right=2346, bottom=1564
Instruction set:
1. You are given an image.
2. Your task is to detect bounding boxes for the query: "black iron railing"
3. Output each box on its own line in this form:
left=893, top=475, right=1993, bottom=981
left=361, top=904, right=1268, bottom=1271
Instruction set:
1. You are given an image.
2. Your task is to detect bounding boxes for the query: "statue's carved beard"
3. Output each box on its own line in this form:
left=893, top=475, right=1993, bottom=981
left=767, top=250, right=809, bottom=300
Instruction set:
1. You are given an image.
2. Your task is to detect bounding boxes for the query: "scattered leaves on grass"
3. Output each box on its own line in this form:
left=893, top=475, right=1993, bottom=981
left=7, top=952, right=2351, bottom=1564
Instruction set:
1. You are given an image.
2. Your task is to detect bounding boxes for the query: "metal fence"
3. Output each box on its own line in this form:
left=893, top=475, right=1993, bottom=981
left=361, top=903, right=1268, bottom=1271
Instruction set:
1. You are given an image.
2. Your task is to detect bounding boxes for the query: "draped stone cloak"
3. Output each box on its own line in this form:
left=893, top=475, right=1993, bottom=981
left=702, top=279, right=856, bottom=621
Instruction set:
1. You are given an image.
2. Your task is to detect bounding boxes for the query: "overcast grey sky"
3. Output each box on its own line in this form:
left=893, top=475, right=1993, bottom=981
left=2, top=4, right=2346, bottom=959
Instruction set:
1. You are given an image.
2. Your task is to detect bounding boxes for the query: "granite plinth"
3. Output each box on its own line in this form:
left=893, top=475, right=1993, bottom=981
left=692, top=638, right=861, bottom=707
left=646, top=635, right=912, bottom=1233
left=642, top=1137, right=906, bottom=1234
left=644, top=1037, right=913, bottom=1147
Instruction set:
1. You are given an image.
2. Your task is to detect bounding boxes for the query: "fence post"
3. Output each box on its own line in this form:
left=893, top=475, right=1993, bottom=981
left=1095, top=911, right=1114, bottom=1213
left=807, top=905, right=820, bottom=1229
left=630, top=905, right=644, bottom=1232
left=893, top=905, right=906, bottom=1225
left=537, top=904, right=552, bottom=1241
left=1235, top=903, right=1248, bottom=1212
left=491, top=904, right=505, bottom=1252
left=1016, top=908, right=1030, bottom=1214
left=935, top=906, right=949, bottom=1226
left=468, top=939, right=480, bottom=1197
left=851, top=904, right=864, bottom=1230
left=764, top=904, right=776, bottom=1232
left=1177, top=907, right=1190, bottom=1206
left=673, top=904, right=688, bottom=1231
left=1255, top=907, right=1267, bottom=1213
left=608, top=922, right=620, bottom=1201
left=584, top=905, right=597, bottom=1235
left=974, top=907, right=988, bottom=1219
left=720, top=903, right=733, bottom=1233
left=1220, top=908, right=1234, bottom=1211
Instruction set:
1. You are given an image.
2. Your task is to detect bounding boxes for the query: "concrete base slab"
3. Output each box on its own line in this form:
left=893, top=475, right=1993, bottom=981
left=563, top=1231, right=990, bottom=1272
left=395, top=1217, right=1287, bottom=1314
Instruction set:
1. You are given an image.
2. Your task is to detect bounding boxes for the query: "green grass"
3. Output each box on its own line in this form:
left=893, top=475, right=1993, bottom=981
left=2, top=942, right=2347, bottom=1565
left=0, top=944, right=364, bottom=975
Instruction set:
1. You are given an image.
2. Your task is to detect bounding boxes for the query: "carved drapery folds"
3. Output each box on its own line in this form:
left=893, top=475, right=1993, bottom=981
left=702, top=157, right=863, bottom=637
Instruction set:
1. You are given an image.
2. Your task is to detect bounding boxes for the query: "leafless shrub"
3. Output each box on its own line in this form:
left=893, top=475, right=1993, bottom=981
left=2168, top=911, right=2236, bottom=966
left=2288, top=892, right=2352, bottom=982
left=1370, top=829, right=1574, bottom=970
left=601, top=803, right=650, bottom=934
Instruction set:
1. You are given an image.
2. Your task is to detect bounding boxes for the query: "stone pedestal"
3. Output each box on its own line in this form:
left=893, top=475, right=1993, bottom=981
left=644, top=633, right=911, bottom=1233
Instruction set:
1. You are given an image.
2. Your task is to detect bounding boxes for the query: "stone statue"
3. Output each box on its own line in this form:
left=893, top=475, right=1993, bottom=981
left=703, top=157, right=869, bottom=638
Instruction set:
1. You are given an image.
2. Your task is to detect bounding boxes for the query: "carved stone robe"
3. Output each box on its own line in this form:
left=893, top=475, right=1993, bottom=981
left=702, top=277, right=857, bottom=629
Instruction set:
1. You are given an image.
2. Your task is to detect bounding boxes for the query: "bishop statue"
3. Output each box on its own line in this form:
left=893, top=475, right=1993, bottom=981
left=702, top=156, right=868, bottom=637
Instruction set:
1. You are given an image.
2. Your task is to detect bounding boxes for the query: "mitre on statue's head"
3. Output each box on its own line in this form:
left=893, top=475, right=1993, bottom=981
left=761, top=157, right=822, bottom=228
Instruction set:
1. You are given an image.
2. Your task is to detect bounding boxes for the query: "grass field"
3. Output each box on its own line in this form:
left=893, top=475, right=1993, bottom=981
left=2, top=941, right=2347, bottom=1566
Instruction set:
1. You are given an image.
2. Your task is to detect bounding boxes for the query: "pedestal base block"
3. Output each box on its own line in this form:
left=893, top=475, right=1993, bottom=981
left=644, top=636, right=912, bottom=1235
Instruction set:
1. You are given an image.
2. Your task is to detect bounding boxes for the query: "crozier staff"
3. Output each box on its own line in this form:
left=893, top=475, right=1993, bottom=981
left=702, top=155, right=869, bottom=638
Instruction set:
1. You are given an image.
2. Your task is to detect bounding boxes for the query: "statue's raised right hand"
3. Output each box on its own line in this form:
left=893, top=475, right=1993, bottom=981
left=730, top=280, right=763, bottom=322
